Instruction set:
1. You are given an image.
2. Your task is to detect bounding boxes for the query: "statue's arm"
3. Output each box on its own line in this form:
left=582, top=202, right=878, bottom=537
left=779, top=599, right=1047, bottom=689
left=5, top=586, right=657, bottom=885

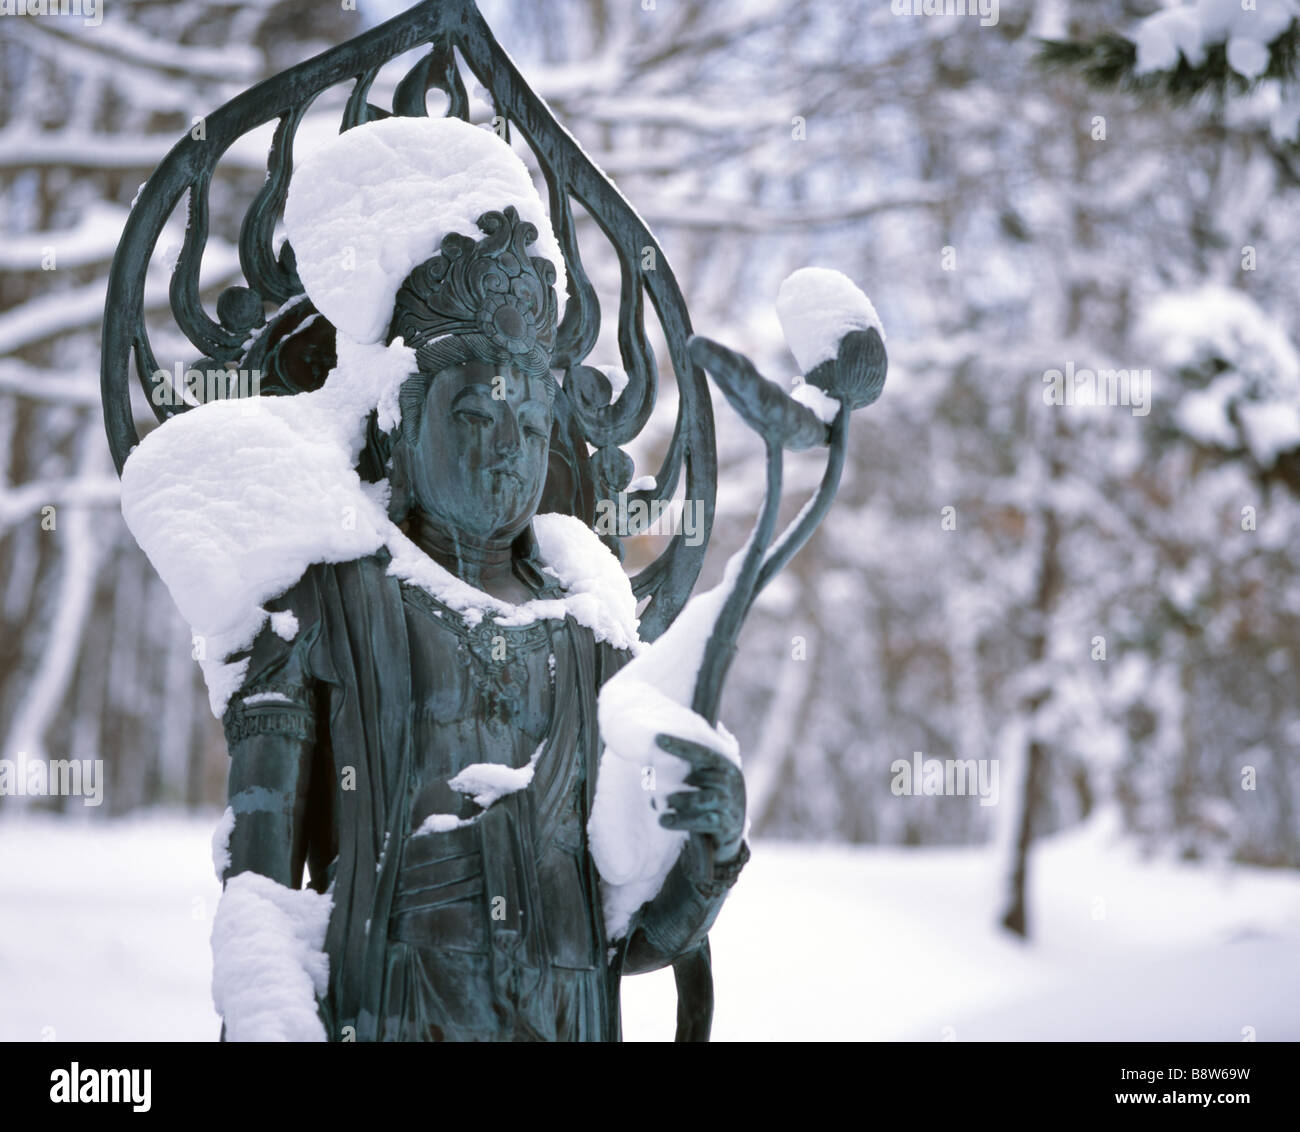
left=219, top=576, right=325, bottom=890
left=222, top=714, right=316, bottom=888
left=595, top=644, right=750, bottom=974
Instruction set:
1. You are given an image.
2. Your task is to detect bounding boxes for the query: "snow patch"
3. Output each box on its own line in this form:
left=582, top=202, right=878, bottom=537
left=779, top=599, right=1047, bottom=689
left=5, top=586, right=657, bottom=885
left=414, top=813, right=472, bottom=835
left=776, top=267, right=884, bottom=372
left=120, top=337, right=415, bottom=716
left=792, top=380, right=842, bottom=424
left=269, top=610, right=298, bottom=641
left=589, top=552, right=746, bottom=940
left=210, top=807, right=235, bottom=881
left=1131, top=0, right=1297, bottom=79
left=210, top=871, right=332, bottom=1042
left=388, top=513, right=640, bottom=650
left=283, top=116, right=566, bottom=345
left=447, top=742, right=545, bottom=808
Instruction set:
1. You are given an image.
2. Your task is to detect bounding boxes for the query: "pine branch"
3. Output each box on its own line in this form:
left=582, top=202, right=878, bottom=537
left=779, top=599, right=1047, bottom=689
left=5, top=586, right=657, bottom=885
left=1036, top=24, right=1300, bottom=106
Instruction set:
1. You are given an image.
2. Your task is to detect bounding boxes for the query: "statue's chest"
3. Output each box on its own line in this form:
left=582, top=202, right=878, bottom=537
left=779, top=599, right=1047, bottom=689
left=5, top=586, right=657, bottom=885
left=400, top=582, right=562, bottom=784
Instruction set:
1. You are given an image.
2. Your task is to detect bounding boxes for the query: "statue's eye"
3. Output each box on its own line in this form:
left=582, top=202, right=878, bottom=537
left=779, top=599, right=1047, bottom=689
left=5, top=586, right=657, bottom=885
left=454, top=407, right=493, bottom=426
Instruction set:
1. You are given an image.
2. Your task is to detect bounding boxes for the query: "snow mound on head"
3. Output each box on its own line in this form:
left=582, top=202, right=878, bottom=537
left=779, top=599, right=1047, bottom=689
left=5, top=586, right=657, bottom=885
left=776, top=267, right=884, bottom=373
left=284, top=116, right=567, bottom=344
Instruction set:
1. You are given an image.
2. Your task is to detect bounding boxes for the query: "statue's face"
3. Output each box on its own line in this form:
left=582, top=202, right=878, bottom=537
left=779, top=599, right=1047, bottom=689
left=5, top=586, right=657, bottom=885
left=407, top=358, right=554, bottom=542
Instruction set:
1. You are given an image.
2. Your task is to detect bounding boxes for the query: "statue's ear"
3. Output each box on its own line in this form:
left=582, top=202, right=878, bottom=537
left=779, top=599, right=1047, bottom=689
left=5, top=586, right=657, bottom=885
left=354, top=406, right=416, bottom=526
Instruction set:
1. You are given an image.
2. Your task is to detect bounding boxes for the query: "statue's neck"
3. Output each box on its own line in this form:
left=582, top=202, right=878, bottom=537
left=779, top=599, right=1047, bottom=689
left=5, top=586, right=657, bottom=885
left=407, top=512, right=523, bottom=598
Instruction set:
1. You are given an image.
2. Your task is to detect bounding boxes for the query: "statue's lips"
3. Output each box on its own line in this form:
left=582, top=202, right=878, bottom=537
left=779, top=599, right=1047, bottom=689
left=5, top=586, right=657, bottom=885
left=487, top=466, right=524, bottom=487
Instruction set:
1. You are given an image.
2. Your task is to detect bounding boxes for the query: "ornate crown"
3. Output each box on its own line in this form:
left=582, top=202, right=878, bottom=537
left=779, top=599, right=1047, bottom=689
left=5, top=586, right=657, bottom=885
left=387, top=205, right=559, bottom=379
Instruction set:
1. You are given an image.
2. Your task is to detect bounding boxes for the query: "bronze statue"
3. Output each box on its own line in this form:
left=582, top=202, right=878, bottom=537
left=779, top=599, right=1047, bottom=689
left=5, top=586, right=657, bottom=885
left=219, top=201, right=748, bottom=1042
left=102, top=1, right=885, bottom=1042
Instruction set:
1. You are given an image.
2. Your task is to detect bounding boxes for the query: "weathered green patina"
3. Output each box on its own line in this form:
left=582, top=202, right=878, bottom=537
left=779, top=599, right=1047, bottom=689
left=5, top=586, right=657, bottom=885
left=100, top=0, right=885, bottom=1042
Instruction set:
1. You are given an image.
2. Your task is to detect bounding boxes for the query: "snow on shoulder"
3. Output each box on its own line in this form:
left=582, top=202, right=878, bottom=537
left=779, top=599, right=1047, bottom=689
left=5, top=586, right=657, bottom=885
left=120, top=337, right=414, bottom=717
left=284, top=116, right=567, bottom=345
left=386, top=512, right=641, bottom=652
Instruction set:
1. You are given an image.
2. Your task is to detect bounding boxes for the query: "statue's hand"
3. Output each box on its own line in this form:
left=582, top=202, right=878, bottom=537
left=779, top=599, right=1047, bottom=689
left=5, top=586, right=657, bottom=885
left=654, top=733, right=746, bottom=865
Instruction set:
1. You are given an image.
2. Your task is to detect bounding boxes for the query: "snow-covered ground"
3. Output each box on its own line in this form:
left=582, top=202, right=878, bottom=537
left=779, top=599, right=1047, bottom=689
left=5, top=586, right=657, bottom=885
left=1, top=810, right=1296, bottom=1042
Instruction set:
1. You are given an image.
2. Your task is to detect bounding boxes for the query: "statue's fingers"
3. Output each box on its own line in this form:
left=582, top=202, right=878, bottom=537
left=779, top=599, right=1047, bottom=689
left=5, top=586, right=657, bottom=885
left=658, top=809, right=723, bottom=833
left=655, top=733, right=728, bottom=769
left=667, top=790, right=723, bottom=815
left=685, top=767, right=734, bottom=791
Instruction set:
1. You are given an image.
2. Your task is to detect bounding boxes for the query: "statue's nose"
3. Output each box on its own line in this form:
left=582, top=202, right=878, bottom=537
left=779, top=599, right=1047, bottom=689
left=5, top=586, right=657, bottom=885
left=493, top=408, right=522, bottom=458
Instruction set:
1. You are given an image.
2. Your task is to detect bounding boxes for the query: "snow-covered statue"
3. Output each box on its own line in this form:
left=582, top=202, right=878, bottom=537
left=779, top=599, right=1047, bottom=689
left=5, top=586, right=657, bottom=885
left=103, top=1, right=886, bottom=1043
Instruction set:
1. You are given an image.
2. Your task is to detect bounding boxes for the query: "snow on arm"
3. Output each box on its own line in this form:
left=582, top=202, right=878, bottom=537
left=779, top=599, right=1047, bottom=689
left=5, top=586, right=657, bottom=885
left=211, top=806, right=235, bottom=881
left=588, top=552, right=746, bottom=940
left=211, top=871, right=332, bottom=1042
left=269, top=610, right=299, bottom=641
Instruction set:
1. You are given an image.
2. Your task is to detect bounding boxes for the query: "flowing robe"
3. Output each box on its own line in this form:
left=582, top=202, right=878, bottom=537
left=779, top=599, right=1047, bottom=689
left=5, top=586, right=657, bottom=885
left=220, top=546, right=740, bottom=1042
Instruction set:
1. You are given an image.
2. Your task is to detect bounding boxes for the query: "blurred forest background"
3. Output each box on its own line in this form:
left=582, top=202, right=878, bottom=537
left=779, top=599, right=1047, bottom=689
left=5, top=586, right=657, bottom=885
left=2, top=0, right=1297, bottom=922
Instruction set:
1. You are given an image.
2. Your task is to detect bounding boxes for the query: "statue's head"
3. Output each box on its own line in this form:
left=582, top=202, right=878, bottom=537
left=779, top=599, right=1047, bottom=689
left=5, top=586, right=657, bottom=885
left=385, top=206, right=560, bottom=543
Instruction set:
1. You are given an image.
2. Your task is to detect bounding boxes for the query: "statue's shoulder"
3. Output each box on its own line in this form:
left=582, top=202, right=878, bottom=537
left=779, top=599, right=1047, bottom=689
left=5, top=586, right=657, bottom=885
left=281, top=549, right=399, bottom=611
left=531, top=514, right=641, bottom=655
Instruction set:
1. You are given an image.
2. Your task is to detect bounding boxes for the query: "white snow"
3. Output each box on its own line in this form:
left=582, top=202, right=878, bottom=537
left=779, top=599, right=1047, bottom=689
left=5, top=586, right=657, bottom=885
left=210, top=869, right=332, bottom=1042
left=1238, top=400, right=1300, bottom=466
left=775, top=266, right=884, bottom=373
left=269, top=610, right=299, bottom=641
left=414, top=813, right=472, bottom=835
left=1174, top=379, right=1241, bottom=448
left=1226, top=35, right=1273, bottom=79
left=791, top=379, right=842, bottom=424
left=388, top=512, right=641, bottom=650
left=1141, top=285, right=1300, bottom=381
left=120, top=337, right=415, bottom=716
left=283, top=116, right=566, bottom=345
left=590, top=552, right=746, bottom=939
left=1140, top=286, right=1300, bottom=463
left=1131, top=0, right=1298, bottom=79
left=447, top=742, right=546, bottom=808
left=5, top=812, right=1298, bottom=1042
left=1133, top=7, right=1207, bottom=75
left=210, top=806, right=234, bottom=881
left=240, top=691, right=291, bottom=706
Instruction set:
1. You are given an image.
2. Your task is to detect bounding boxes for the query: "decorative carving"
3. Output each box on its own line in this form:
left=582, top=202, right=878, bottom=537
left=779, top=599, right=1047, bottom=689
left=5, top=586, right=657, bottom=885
left=100, top=0, right=716, bottom=640
left=389, top=206, right=558, bottom=378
